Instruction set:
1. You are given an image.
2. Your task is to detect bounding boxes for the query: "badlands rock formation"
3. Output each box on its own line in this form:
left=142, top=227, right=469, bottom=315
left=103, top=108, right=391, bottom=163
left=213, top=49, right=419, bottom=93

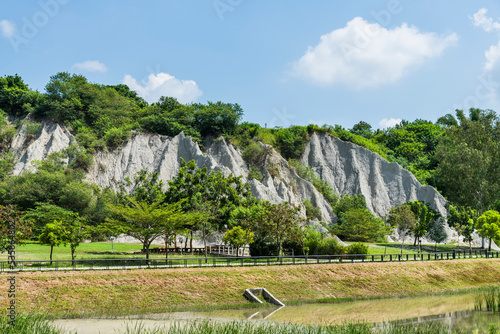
left=10, top=120, right=463, bottom=243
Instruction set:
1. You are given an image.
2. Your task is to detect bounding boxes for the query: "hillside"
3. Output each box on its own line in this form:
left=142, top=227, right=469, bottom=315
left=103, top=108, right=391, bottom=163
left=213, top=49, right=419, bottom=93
left=9, top=119, right=458, bottom=243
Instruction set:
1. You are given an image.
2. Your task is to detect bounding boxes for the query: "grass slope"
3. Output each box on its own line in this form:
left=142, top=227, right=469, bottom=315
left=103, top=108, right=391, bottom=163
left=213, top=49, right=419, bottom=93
left=1, top=259, right=499, bottom=317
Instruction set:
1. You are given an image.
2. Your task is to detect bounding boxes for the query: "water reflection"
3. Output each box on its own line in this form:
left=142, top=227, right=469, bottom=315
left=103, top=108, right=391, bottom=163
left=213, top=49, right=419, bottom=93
left=380, top=309, right=500, bottom=333
left=198, top=293, right=500, bottom=332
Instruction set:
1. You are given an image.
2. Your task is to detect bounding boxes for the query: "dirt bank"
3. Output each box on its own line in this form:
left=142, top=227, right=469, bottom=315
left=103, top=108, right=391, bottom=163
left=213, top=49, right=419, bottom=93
left=2, top=259, right=499, bottom=317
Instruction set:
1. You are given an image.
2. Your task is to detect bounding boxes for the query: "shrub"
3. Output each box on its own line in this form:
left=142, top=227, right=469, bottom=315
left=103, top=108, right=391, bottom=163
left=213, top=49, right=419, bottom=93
left=274, top=126, right=309, bottom=160
left=247, top=166, right=263, bottom=182
left=249, top=237, right=278, bottom=256
left=242, top=141, right=266, bottom=165
left=346, top=242, right=368, bottom=259
left=303, top=199, right=321, bottom=220
left=103, top=126, right=129, bottom=148
left=289, top=159, right=339, bottom=207
left=318, top=237, right=345, bottom=255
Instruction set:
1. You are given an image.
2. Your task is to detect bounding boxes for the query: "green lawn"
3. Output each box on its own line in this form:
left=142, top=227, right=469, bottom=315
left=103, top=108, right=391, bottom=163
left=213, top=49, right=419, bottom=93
left=0, top=242, right=209, bottom=262
left=0, top=241, right=483, bottom=263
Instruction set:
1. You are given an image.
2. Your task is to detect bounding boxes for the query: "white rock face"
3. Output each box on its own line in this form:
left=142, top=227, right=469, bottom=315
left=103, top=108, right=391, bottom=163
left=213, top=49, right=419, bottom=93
left=301, top=132, right=448, bottom=217
left=300, top=132, right=458, bottom=243
left=10, top=121, right=73, bottom=175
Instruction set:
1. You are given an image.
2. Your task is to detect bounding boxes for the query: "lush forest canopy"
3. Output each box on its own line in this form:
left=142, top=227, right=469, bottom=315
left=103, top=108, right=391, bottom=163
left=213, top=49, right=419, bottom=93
left=0, top=72, right=499, bottom=254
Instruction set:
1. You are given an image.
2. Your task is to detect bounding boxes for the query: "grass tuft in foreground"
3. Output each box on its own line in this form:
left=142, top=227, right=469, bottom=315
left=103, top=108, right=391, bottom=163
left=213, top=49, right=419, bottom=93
left=0, top=313, right=72, bottom=334
left=122, top=320, right=467, bottom=334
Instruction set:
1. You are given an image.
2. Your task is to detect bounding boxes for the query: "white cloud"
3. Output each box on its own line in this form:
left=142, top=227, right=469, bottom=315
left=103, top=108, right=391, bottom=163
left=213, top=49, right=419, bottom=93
left=484, top=40, right=500, bottom=72
left=0, top=20, right=16, bottom=38
left=72, top=60, right=108, bottom=73
left=470, top=8, right=500, bottom=32
left=123, top=73, right=203, bottom=104
left=379, top=118, right=401, bottom=129
left=292, top=17, right=457, bottom=88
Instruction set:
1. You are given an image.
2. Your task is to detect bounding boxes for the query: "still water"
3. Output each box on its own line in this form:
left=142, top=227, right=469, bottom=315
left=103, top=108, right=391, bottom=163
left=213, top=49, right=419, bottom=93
left=55, top=293, right=500, bottom=333
left=195, top=293, right=500, bottom=332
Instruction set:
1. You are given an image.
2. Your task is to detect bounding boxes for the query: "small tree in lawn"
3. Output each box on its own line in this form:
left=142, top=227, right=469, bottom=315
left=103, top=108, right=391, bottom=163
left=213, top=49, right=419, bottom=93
left=477, top=210, right=500, bottom=251
left=427, top=217, right=447, bottom=251
left=385, top=204, right=417, bottom=254
left=39, top=221, right=66, bottom=265
left=408, top=201, right=436, bottom=252
left=258, top=201, right=304, bottom=257
left=62, top=218, right=86, bottom=265
left=223, top=226, right=254, bottom=257
left=447, top=205, right=478, bottom=252
left=105, top=197, right=187, bottom=262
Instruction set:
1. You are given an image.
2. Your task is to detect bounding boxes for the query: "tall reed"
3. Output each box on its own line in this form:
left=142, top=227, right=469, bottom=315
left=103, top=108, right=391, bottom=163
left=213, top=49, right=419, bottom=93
left=474, top=287, right=500, bottom=313
left=122, top=320, right=467, bottom=334
left=0, top=313, right=71, bottom=334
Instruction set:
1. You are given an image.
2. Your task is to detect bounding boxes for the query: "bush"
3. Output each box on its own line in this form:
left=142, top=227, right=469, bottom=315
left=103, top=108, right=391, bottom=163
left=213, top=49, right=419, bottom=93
left=303, top=200, right=321, bottom=220
left=289, top=159, right=339, bottom=207
left=249, top=237, right=278, bottom=256
left=247, top=166, right=263, bottom=182
left=346, top=242, right=368, bottom=254
left=346, top=242, right=368, bottom=259
left=242, top=141, right=266, bottom=165
left=274, top=126, right=309, bottom=160
left=318, top=237, right=345, bottom=255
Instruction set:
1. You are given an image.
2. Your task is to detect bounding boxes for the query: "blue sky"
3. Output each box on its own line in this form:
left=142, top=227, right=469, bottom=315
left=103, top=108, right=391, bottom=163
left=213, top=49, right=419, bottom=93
left=2, top=1, right=500, bottom=130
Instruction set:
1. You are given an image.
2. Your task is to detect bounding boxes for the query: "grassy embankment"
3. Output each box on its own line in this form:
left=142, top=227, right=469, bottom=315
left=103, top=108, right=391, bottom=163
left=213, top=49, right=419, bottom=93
left=1, top=258, right=499, bottom=318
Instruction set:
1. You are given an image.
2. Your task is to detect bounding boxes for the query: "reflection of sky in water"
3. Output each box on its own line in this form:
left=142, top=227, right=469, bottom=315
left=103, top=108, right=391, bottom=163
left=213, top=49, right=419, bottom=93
left=197, top=293, right=500, bottom=333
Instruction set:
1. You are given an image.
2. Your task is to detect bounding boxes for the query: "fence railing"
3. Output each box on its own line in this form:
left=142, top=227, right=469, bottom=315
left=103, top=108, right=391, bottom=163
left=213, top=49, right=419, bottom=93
left=0, top=249, right=498, bottom=273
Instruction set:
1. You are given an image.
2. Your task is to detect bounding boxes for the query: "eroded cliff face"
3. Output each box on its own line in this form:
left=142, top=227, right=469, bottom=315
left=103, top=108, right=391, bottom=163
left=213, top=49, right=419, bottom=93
left=9, top=121, right=463, bottom=242
left=300, top=133, right=448, bottom=218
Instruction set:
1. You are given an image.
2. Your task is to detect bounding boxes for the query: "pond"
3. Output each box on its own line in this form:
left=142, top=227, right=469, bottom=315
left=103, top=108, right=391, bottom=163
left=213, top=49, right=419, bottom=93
left=54, top=292, right=500, bottom=333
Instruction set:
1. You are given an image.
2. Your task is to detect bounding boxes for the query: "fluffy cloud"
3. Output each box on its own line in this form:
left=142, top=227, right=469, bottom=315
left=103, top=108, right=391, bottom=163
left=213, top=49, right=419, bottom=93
left=470, top=8, right=500, bottom=32
left=72, top=60, right=108, bottom=73
left=292, top=17, right=457, bottom=88
left=379, top=118, right=401, bottom=129
left=123, top=73, right=203, bottom=104
left=0, top=20, right=16, bottom=38
left=470, top=9, right=500, bottom=73
left=484, top=40, right=500, bottom=72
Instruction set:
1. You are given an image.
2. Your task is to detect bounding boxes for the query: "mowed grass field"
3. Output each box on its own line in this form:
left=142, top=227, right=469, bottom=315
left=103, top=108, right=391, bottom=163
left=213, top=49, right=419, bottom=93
left=0, top=241, right=479, bottom=262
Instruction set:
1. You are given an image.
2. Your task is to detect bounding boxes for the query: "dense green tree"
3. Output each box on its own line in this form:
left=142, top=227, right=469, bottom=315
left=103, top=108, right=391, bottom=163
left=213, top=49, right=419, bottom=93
left=164, top=159, right=254, bottom=261
left=62, top=218, right=86, bottom=264
left=332, top=208, right=393, bottom=242
left=164, top=158, right=254, bottom=230
left=407, top=201, right=437, bottom=251
left=0, top=74, right=41, bottom=117
left=447, top=205, right=478, bottom=251
left=0, top=205, right=32, bottom=254
left=333, top=194, right=367, bottom=222
left=253, top=201, right=304, bottom=256
left=378, top=119, right=444, bottom=184
left=222, top=226, right=254, bottom=257
left=434, top=109, right=500, bottom=213
left=303, top=200, right=322, bottom=221
left=477, top=210, right=500, bottom=251
left=105, top=197, right=187, bottom=261
left=350, top=121, right=373, bottom=139
left=274, top=126, right=309, bottom=160
left=22, top=203, right=79, bottom=237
